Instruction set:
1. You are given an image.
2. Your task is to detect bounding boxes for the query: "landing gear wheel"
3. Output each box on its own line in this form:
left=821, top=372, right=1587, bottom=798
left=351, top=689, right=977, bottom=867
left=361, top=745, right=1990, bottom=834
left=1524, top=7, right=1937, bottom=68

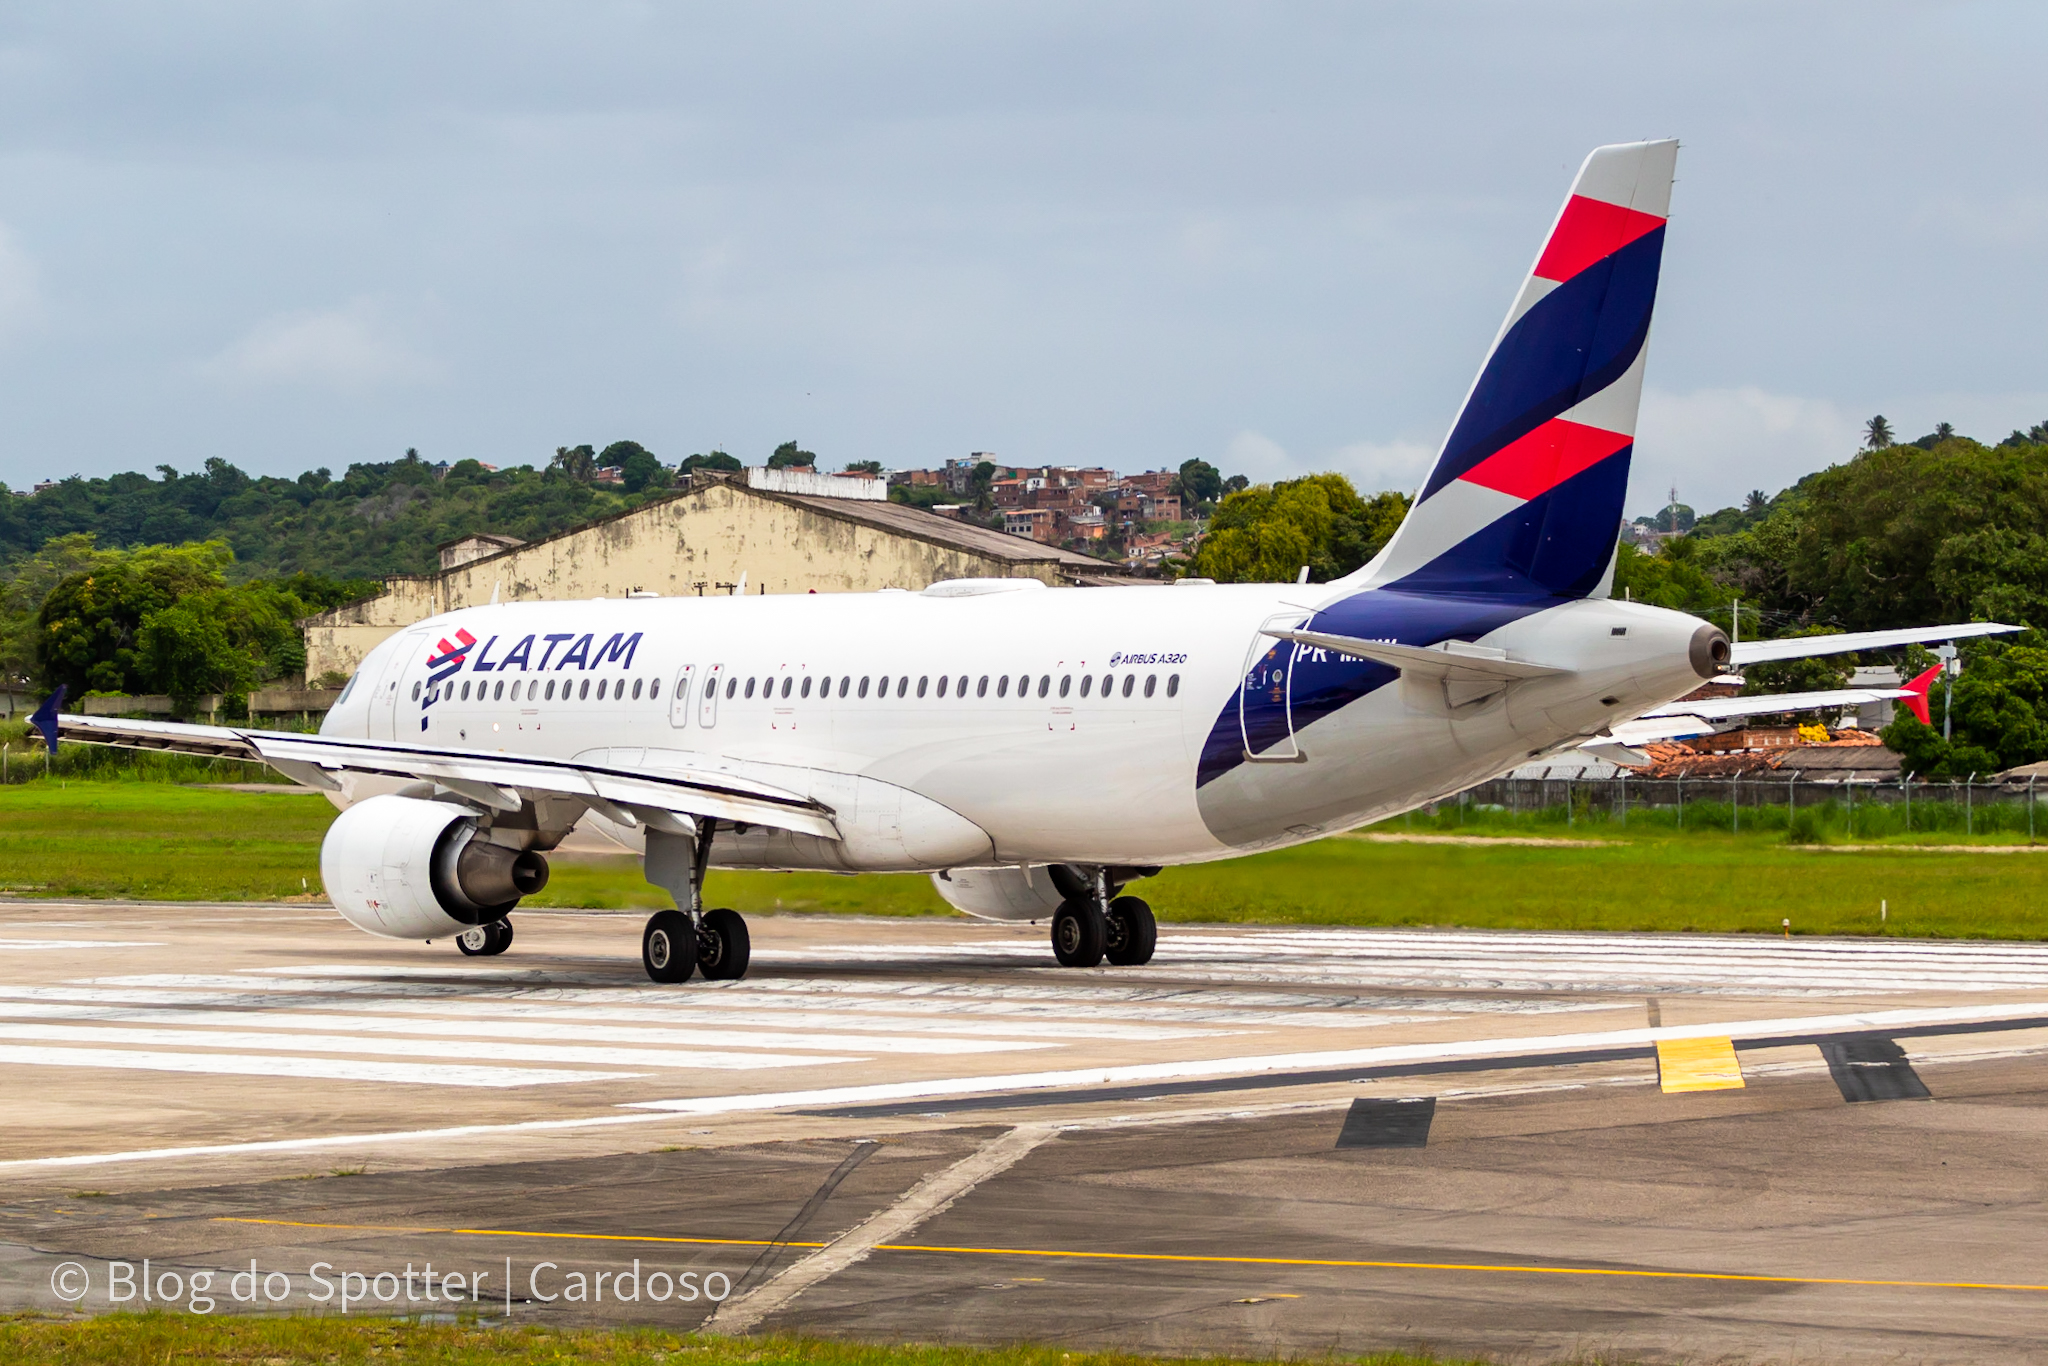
left=457, top=918, right=514, bottom=957
left=1104, top=896, right=1156, bottom=967
left=697, top=908, right=751, bottom=981
left=1051, top=900, right=1106, bottom=968
left=643, top=909, right=696, bottom=983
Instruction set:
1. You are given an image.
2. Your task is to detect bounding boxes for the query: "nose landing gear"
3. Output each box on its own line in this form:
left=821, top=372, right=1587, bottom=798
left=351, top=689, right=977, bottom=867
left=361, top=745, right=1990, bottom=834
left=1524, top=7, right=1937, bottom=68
left=639, top=821, right=752, bottom=984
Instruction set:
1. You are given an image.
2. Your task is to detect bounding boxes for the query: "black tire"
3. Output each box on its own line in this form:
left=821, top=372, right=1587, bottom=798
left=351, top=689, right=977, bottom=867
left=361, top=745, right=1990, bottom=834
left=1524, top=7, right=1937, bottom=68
left=456, top=919, right=513, bottom=957
left=1104, top=896, right=1156, bottom=966
left=643, top=909, right=696, bottom=983
left=697, top=907, right=751, bottom=980
left=1051, top=900, right=1105, bottom=968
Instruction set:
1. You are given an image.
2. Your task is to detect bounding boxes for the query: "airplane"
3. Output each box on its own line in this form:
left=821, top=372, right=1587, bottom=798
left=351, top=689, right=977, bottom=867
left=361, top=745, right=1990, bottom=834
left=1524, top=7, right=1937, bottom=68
left=36, top=139, right=2015, bottom=983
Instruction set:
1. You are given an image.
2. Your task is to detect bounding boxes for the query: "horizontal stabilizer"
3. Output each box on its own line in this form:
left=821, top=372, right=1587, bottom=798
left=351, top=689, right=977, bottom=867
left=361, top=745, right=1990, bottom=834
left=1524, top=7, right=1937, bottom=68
left=1731, top=623, right=2019, bottom=665
left=1264, top=629, right=1567, bottom=683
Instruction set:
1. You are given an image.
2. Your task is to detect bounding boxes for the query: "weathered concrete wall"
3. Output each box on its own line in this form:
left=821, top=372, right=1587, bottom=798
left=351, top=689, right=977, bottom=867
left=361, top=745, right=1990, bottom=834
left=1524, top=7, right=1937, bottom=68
left=302, top=482, right=1076, bottom=679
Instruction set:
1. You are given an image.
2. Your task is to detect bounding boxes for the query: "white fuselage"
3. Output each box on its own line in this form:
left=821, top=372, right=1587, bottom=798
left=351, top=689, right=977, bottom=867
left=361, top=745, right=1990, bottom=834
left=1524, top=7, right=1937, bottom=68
left=320, top=580, right=1715, bottom=873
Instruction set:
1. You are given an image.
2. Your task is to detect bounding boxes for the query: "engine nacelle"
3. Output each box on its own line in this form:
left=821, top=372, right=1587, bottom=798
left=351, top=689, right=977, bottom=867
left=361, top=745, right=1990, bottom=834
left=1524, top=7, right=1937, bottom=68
left=320, top=794, right=549, bottom=941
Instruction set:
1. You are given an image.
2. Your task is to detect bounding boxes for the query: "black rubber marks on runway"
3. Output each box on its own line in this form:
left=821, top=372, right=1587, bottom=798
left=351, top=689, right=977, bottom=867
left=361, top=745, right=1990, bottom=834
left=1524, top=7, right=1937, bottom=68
left=1821, top=1038, right=1932, bottom=1102
left=1336, top=1096, right=1436, bottom=1148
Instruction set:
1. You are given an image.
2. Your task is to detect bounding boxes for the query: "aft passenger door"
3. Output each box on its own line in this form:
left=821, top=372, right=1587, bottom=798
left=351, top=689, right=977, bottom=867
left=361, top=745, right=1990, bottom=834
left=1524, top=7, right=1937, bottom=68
left=1238, top=614, right=1306, bottom=763
left=667, top=663, right=695, bottom=729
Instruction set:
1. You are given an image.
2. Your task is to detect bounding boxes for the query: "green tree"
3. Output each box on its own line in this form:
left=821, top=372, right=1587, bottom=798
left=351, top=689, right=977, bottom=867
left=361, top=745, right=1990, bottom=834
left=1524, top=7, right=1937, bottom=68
left=618, top=451, right=670, bottom=494
left=843, top=460, right=883, bottom=476
left=1173, top=459, right=1223, bottom=512
left=1864, top=415, right=1895, bottom=450
left=679, top=451, right=742, bottom=476
left=550, top=445, right=597, bottom=481
left=1182, top=474, right=1408, bottom=582
left=37, top=542, right=234, bottom=694
left=767, top=441, right=817, bottom=470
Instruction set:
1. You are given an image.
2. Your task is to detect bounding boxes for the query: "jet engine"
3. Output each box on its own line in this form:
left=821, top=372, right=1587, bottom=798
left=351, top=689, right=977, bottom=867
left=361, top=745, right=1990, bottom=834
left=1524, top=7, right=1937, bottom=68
left=320, top=794, right=549, bottom=941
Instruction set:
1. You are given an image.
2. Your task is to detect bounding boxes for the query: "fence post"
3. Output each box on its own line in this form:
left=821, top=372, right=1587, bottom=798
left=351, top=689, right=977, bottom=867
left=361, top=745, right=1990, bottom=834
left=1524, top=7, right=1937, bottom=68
left=2031, top=775, right=2037, bottom=842
left=1967, top=772, right=1975, bottom=836
left=1904, top=772, right=1912, bottom=831
left=1566, top=777, right=1574, bottom=828
left=1846, top=775, right=1854, bottom=837
left=1678, top=774, right=1684, bottom=830
left=1733, top=770, right=1740, bottom=834
left=1619, top=770, right=1628, bottom=829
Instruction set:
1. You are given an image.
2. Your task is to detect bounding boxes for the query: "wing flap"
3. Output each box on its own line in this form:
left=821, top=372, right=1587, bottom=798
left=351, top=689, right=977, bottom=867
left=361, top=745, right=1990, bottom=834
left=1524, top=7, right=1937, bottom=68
left=54, top=715, right=841, bottom=840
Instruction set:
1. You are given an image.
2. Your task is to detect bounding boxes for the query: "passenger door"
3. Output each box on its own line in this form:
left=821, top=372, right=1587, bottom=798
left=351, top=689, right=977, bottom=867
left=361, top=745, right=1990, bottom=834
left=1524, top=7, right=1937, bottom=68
left=667, top=663, right=695, bottom=729
left=1237, top=614, right=1306, bottom=762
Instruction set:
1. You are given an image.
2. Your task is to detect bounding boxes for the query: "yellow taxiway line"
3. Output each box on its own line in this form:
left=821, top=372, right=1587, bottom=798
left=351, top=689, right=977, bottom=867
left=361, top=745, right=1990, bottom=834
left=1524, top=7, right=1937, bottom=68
left=215, top=1218, right=2048, bottom=1294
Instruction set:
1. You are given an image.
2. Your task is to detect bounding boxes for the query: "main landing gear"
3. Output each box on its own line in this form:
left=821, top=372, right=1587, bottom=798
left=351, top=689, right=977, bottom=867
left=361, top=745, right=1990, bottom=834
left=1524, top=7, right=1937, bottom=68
left=456, top=918, right=514, bottom=956
left=1048, top=867, right=1156, bottom=969
left=640, top=822, right=752, bottom=984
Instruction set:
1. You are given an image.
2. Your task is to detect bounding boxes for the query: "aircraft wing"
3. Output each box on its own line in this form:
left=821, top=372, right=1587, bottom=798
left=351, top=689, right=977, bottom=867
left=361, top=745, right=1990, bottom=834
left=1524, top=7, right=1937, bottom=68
left=51, top=714, right=842, bottom=841
left=1730, top=622, right=2019, bottom=665
left=1636, top=687, right=1912, bottom=723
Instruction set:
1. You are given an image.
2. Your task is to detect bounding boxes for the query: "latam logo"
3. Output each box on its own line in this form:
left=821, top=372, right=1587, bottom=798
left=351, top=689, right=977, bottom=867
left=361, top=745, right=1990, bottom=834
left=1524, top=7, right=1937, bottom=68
left=420, top=628, right=645, bottom=724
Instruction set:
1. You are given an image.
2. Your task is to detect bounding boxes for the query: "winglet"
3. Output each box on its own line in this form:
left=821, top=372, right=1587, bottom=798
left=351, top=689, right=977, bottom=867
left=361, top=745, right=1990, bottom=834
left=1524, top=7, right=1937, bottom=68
left=1900, top=664, right=1941, bottom=727
left=28, top=685, right=65, bottom=755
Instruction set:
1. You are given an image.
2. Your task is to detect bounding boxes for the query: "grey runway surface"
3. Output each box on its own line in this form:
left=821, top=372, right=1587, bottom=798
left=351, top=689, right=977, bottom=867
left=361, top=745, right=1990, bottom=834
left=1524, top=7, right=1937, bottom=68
left=3, top=900, right=2048, bottom=1362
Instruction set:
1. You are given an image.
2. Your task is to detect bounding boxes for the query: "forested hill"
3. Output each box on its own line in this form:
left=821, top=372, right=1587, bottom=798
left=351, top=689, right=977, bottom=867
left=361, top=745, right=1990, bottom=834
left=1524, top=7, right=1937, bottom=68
left=0, top=453, right=668, bottom=582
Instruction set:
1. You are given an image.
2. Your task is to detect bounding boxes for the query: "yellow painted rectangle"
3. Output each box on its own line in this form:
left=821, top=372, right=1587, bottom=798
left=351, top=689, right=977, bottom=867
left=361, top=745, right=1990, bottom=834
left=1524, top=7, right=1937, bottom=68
left=1657, top=1036, right=1745, bottom=1092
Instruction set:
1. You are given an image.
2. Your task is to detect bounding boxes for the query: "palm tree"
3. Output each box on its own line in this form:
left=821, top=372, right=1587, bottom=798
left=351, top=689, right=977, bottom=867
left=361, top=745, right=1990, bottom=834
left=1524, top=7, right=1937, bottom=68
left=1743, top=489, right=1768, bottom=515
left=1934, top=421, right=1955, bottom=443
left=1864, top=415, right=1895, bottom=450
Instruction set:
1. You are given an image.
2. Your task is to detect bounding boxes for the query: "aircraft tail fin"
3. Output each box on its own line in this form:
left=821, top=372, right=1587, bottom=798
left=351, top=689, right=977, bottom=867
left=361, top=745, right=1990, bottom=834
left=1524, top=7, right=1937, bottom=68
left=1347, top=139, right=1677, bottom=601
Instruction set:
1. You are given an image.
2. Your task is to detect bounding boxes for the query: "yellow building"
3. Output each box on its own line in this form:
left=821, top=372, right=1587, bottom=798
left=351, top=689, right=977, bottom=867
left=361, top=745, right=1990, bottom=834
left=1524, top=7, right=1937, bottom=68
left=301, top=470, right=1129, bottom=680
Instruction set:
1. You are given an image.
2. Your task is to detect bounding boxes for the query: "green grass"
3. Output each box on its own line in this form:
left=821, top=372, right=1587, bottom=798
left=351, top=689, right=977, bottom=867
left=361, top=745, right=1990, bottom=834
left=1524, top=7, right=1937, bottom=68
left=0, top=1316, right=1475, bottom=1366
left=6, top=778, right=2048, bottom=939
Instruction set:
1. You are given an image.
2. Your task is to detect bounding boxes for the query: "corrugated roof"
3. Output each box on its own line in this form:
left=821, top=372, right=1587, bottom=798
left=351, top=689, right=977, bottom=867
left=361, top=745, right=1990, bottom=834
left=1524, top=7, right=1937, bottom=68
left=767, top=488, right=1129, bottom=574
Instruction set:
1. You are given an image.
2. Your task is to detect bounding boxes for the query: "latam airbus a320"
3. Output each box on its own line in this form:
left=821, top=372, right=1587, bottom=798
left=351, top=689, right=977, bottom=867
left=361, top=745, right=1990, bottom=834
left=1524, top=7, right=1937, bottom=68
left=40, top=140, right=2011, bottom=982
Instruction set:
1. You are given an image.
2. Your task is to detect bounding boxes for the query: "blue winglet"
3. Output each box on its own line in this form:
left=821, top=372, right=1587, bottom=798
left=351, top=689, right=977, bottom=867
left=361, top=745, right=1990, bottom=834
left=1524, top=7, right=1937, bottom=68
left=28, top=685, right=65, bottom=755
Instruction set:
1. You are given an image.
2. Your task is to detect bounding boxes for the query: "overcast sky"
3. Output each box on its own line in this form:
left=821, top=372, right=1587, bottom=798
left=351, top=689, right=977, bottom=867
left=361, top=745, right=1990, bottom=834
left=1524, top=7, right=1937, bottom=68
left=0, top=2, right=2040, bottom=518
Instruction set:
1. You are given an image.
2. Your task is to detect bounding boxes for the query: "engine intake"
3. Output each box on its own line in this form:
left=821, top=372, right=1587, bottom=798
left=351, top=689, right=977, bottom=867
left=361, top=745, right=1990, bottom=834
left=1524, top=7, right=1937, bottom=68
left=320, top=794, right=549, bottom=941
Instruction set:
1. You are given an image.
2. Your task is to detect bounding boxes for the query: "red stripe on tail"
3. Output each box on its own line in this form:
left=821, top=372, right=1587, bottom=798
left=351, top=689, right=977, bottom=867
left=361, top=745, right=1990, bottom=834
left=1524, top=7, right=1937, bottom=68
left=1457, top=418, right=1633, bottom=501
left=1901, top=664, right=1942, bottom=726
left=1534, top=195, right=1666, bottom=283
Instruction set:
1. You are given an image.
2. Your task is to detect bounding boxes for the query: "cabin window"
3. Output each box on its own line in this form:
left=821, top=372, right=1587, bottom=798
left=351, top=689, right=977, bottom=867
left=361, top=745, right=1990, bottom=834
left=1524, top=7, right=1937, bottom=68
left=897, top=676, right=909, bottom=698
left=976, top=675, right=989, bottom=698
left=1059, top=675, right=1071, bottom=698
left=1144, top=674, right=1157, bottom=698
left=994, top=675, right=1007, bottom=698
left=1121, top=674, right=1135, bottom=698
left=1037, top=675, right=1050, bottom=698
left=411, top=681, right=421, bottom=701
left=577, top=678, right=589, bottom=700
left=632, top=678, right=644, bottom=700
left=1079, top=675, right=1092, bottom=698
left=598, top=679, right=610, bottom=700
left=745, top=677, right=757, bottom=699
left=936, top=676, right=948, bottom=698
left=725, top=677, right=737, bottom=699
left=858, top=676, right=870, bottom=698
left=461, top=680, right=472, bottom=701
left=544, top=680, right=555, bottom=700
left=800, top=676, right=812, bottom=698
left=1167, top=673, right=1180, bottom=698
left=917, top=676, right=929, bottom=698
left=957, top=675, right=968, bottom=696
left=489, top=680, right=500, bottom=700
left=839, top=676, right=851, bottom=698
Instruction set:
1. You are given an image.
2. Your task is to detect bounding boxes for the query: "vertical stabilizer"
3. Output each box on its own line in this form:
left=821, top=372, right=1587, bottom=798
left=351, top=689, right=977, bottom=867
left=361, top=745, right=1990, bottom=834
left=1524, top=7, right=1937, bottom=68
left=1347, top=139, right=1677, bottom=600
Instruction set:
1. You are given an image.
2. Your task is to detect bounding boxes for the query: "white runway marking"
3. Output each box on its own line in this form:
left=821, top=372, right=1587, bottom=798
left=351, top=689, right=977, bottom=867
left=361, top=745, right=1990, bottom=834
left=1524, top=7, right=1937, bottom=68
left=0, top=939, right=162, bottom=950
left=760, top=929, right=2048, bottom=995
left=0, top=1023, right=859, bottom=1071
left=0, top=1045, right=626, bottom=1088
left=0, top=1002, right=1047, bottom=1055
